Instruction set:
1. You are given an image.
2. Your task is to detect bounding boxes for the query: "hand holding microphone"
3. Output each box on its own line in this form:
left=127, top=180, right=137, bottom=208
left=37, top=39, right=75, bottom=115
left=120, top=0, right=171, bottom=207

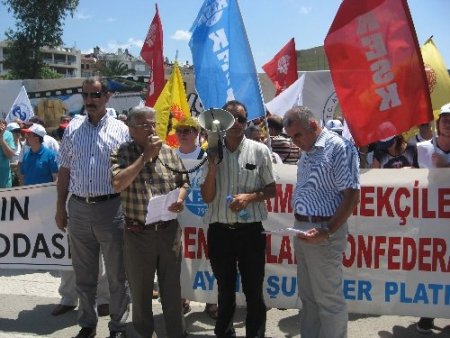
left=142, top=135, right=162, bottom=162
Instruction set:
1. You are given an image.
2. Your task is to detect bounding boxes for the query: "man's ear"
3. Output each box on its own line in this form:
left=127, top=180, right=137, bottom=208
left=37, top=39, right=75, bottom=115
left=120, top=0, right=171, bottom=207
left=310, top=119, right=319, bottom=131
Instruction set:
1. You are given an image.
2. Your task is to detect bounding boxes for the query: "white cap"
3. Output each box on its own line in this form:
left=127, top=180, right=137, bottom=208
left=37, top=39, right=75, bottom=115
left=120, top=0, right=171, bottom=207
left=6, top=122, right=21, bottom=131
left=23, top=123, right=47, bottom=137
left=440, top=102, right=450, bottom=116
left=325, top=119, right=344, bottom=132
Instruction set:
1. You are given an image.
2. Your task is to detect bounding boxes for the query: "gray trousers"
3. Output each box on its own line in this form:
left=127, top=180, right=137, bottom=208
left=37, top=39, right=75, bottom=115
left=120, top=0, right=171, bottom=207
left=68, top=196, right=130, bottom=331
left=294, top=220, right=348, bottom=338
left=59, top=255, right=110, bottom=306
left=124, top=219, right=185, bottom=338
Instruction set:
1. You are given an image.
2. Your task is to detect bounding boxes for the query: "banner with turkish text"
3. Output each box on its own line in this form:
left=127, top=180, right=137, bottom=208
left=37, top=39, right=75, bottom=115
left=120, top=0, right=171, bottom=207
left=324, top=0, right=432, bottom=146
left=2, top=168, right=450, bottom=319
left=263, top=38, right=298, bottom=96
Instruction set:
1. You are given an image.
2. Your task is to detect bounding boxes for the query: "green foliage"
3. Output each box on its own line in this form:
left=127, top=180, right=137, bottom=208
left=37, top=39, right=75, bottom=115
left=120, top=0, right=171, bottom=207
left=39, top=65, right=64, bottom=79
left=99, top=60, right=136, bottom=77
left=2, top=0, right=79, bottom=79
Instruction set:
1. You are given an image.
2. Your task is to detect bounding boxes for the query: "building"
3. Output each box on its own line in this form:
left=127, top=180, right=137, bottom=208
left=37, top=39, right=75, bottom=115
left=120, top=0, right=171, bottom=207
left=0, top=40, right=81, bottom=77
left=81, top=46, right=149, bottom=78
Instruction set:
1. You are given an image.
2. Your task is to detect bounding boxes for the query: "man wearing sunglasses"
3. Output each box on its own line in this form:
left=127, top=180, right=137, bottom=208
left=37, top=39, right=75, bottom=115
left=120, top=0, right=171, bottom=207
left=55, top=77, right=130, bottom=338
left=200, top=100, right=276, bottom=338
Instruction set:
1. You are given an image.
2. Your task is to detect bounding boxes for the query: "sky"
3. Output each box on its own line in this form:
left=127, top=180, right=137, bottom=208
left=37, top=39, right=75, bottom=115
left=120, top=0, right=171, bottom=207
left=0, top=0, right=449, bottom=73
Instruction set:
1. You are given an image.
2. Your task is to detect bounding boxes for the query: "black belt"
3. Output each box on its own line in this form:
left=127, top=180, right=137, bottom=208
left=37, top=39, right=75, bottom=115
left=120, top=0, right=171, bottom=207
left=212, top=221, right=261, bottom=230
left=294, top=213, right=332, bottom=223
left=125, top=218, right=176, bottom=232
left=72, top=193, right=120, bottom=204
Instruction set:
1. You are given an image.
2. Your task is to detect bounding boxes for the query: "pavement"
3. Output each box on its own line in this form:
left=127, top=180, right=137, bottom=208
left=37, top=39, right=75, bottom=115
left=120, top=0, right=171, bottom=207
left=0, top=269, right=449, bottom=338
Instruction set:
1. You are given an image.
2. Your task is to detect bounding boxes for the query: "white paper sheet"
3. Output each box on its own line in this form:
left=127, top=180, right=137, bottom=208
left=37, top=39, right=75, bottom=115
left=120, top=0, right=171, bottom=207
left=263, top=227, right=308, bottom=236
left=145, top=188, right=180, bottom=224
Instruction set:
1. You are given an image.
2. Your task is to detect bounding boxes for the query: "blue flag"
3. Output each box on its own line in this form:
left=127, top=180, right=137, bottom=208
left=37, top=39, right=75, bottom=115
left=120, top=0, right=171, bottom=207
left=189, top=0, right=265, bottom=120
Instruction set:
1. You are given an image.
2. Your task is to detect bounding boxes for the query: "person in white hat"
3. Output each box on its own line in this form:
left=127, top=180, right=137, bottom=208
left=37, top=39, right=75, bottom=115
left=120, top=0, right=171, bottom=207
left=20, top=123, right=59, bottom=185
left=415, top=102, right=450, bottom=333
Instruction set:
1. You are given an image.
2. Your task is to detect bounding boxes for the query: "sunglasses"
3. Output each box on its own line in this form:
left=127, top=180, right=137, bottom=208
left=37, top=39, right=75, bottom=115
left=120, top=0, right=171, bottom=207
left=233, top=115, right=247, bottom=124
left=175, top=128, right=194, bottom=135
left=81, top=91, right=104, bottom=99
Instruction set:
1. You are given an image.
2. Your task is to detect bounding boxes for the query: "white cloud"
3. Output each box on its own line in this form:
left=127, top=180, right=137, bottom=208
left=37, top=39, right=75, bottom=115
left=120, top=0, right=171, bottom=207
left=106, top=17, right=116, bottom=23
left=299, top=6, right=312, bottom=15
left=101, top=38, right=143, bottom=53
left=75, top=10, right=92, bottom=20
left=171, top=30, right=191, bottom=41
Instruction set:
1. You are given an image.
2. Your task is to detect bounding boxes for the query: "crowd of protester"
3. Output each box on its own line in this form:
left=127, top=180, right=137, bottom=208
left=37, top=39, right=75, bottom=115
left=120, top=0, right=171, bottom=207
left=1, top=77, right=448, bottom=337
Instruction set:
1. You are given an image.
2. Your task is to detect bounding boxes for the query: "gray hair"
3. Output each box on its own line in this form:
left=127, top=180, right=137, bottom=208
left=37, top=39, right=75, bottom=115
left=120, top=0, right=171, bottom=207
left=127, top=106, right=156, bottom=126
left=245, top=125, right=261, bottom=139
left=282, top=106, right=316, bottom=130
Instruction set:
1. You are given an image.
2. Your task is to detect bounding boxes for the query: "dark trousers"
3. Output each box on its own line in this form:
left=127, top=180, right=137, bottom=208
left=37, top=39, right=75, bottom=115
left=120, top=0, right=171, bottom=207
left=207, top=222, right=266, bottom=338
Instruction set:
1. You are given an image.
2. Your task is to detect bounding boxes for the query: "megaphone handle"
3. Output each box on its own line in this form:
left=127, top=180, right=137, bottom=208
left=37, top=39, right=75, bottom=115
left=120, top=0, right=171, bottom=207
left=217, top=138, right=224, bottom=163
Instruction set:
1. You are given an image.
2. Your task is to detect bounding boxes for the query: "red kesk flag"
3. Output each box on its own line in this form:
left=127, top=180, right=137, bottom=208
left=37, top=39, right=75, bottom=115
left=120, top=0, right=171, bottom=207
left=262, top=38, right=298, bottom=96
left=140, top=4, right=165, bottom=107
left=324, top=0, right=432, bottom=146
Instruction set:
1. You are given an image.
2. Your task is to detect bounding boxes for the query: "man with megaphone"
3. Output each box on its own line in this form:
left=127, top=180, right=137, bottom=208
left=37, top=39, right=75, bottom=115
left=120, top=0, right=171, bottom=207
left=200, top=100, right=276, bottom=338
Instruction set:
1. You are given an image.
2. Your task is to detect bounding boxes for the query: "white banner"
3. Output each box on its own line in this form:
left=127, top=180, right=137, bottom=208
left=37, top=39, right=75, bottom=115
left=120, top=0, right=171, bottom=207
left=1, top=167, right=449, bottom=319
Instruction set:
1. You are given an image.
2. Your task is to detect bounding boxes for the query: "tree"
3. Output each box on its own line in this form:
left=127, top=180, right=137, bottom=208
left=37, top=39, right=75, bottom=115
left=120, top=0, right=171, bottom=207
left=99, top=60, right=136, bottom=77
left=2, top=0, right=79, bottom=79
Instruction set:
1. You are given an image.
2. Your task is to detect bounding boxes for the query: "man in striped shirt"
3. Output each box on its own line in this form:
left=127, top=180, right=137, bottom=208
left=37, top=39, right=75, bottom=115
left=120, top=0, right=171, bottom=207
left=201, top=100, right=276, bottom=338
left=283, top=106, right=360, bottom=338
left=55, top=77, right=130, bottom=338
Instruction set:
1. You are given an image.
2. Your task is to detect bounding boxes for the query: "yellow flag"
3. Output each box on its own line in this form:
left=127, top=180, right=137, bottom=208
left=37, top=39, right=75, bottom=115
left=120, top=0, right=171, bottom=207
left=153, top=62, right=190, bottom=146
left=421, top=38, right=450, bottom=120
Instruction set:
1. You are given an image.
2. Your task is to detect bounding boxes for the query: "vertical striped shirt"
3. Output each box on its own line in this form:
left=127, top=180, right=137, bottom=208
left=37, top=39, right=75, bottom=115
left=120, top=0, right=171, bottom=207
left=293, top=129, right=360, bottom=216
left=202, top=137, right=276, bottom=224
left=59, top=114, right=129, bottom=197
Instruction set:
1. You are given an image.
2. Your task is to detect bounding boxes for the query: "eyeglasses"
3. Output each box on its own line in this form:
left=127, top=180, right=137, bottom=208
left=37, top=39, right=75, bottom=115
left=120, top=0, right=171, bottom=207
left=233, top=115, right=247, bottom=124
left=132, top=122, right=156, bottom=130
left=175, top=128, right=193, bottom=135
left=81, top=91, right=104, bottom=99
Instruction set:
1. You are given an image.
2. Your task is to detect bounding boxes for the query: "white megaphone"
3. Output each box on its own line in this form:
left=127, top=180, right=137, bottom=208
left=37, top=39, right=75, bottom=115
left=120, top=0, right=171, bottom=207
left=198, top=108, right=235, bottom=160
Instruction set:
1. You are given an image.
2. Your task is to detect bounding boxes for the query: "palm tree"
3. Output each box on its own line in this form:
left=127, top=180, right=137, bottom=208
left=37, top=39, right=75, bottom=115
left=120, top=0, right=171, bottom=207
left=99, top=60, right=135, bottom=77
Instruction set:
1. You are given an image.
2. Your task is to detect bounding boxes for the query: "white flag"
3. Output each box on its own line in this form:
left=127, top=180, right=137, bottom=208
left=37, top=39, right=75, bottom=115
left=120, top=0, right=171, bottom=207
left=265, top=74, right=305, bottom=117
left=6, top=86, right=34, bottom=123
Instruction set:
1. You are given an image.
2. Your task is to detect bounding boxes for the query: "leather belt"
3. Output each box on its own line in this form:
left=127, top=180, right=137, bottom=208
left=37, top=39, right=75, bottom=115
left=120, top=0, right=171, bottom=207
left=212, top=222, right=260, bottom=230
left=125, top=218, right=176, bottom=232
left=72, top=193, right=120, bottom=204
left=294, top=213, right=332, bottom=223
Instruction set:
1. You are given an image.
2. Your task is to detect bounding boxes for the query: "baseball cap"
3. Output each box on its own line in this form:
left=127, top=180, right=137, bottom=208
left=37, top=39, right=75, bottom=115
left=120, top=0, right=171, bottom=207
left=6, top=122, right=21, bottom=132
left=439, top=102, right=450, bottom=116
left=175, top=116, right=200, bottom=130
left=23, top=123, right=47, bottom=137
left=325, top=119, right=344, bottom=132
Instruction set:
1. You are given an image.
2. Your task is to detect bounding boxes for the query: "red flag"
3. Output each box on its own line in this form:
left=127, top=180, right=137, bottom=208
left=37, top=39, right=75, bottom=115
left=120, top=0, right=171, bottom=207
left=140, top=4, right=165, bottom=107
left=262, top=38, right=298, bottom=96
left=324, top=0, right=432, bottom=146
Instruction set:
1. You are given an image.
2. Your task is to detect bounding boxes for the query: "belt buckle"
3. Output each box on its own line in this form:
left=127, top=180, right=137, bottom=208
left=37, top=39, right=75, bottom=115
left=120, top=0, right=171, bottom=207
left=85, top=196, right=96, bottom=204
